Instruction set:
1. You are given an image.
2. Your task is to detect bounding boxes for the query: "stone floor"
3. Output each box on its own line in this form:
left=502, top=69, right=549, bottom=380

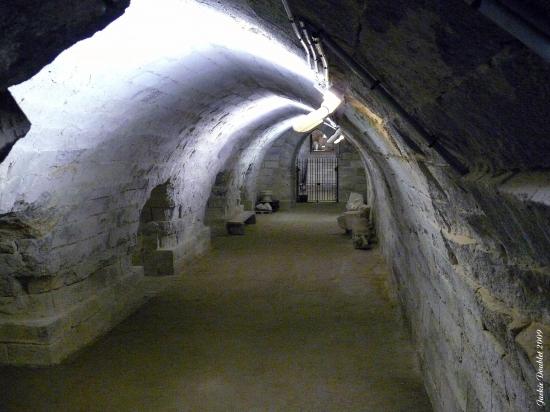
left=0, top=204, right=432, bottom=411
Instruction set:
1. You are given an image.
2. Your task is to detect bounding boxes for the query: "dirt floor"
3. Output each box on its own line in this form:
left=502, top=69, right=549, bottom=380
left=0, top=204, right=432, bottom=411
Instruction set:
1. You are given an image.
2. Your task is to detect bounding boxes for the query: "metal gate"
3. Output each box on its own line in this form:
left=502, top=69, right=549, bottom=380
left=296, top=154, right=338, bottom=203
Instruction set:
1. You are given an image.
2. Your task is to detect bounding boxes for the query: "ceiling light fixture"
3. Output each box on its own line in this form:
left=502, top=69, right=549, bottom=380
left=292, top=90, right=342, bottom=133
left=334, top=135, right=345, bottom=145
left=326, top=129, right=341, bottom=144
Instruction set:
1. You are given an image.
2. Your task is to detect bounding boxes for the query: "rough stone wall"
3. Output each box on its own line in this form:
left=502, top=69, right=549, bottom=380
left=337, top=140, right=368, bottom=203
left=206, top=171, right=232, bottom=224
left=342, top=98, right=549, bottom=412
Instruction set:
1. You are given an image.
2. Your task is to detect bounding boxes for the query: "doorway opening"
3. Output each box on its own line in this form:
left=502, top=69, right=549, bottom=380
left=296, top=131, right=339, bottom=203
left=296, top=154, right=339, bottom=203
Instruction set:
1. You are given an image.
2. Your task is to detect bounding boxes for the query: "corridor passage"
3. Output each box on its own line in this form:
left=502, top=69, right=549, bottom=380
left=0, top=205, right=431, bottom=412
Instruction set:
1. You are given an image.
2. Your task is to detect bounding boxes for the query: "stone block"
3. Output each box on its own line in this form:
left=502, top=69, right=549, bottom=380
left=208, top=197, right=225, bottom=208
left=0, top=293, right=56, bottom=317
left=352, top=233, right=371, bottom=250
left=212, top=186, right=227, bottom=196
left=49, top=268, right=111, bottom=311
left=151, top=207, right=174, bottom=222
left=143, top=249, right=175, bottom=276
left=0, top=268, right=146, bottom=366
left=158, top=233, right=178, bottom=249
left=27, top=275, right=65, bottom=294
left=226, top=222, right=245, bottom=235
left=0, top=316, right=65, bottom=344
left=6, top=343, right=56, bottom=365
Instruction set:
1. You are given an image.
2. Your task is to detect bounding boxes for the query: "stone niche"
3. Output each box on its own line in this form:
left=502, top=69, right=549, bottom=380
left=133, top=180, right=210, bottom=277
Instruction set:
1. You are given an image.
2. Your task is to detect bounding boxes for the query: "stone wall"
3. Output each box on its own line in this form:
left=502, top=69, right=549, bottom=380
left=337, top=140, right=368, bottom=204
left=255, top=136, right=368, bottom=206
left=256, top=133, right=308, bottom=210
left=342, top=97, right=550, bottom=412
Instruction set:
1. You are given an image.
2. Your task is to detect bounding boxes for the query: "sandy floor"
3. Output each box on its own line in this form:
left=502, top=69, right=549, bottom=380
left=0, top=204, right=432, bottom=411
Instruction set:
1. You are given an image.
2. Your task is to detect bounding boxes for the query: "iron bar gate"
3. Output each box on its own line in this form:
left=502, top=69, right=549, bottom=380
left=296, top=154, right=338, bottom=203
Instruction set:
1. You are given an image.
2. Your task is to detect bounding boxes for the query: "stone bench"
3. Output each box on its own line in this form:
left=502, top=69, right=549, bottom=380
left=226, top=211, right=256, bottom=235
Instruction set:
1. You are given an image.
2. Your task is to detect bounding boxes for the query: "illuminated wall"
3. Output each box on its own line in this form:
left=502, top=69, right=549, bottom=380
left=0, top=0, right=321, bottom=365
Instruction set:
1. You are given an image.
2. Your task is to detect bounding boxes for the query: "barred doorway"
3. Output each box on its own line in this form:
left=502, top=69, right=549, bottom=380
left=296, top=153, right=339, bottom=203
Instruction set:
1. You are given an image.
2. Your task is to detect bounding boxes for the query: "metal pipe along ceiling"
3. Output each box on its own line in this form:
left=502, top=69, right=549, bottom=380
left=312, top=34, right=330, bottom=85
left=279, top=0, right=474, bottom=175
left=467, top=0, right=550, bottom=61
left=300, top=21, right=320, bottom=75
left=281, top=0, right=312, bottom=68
